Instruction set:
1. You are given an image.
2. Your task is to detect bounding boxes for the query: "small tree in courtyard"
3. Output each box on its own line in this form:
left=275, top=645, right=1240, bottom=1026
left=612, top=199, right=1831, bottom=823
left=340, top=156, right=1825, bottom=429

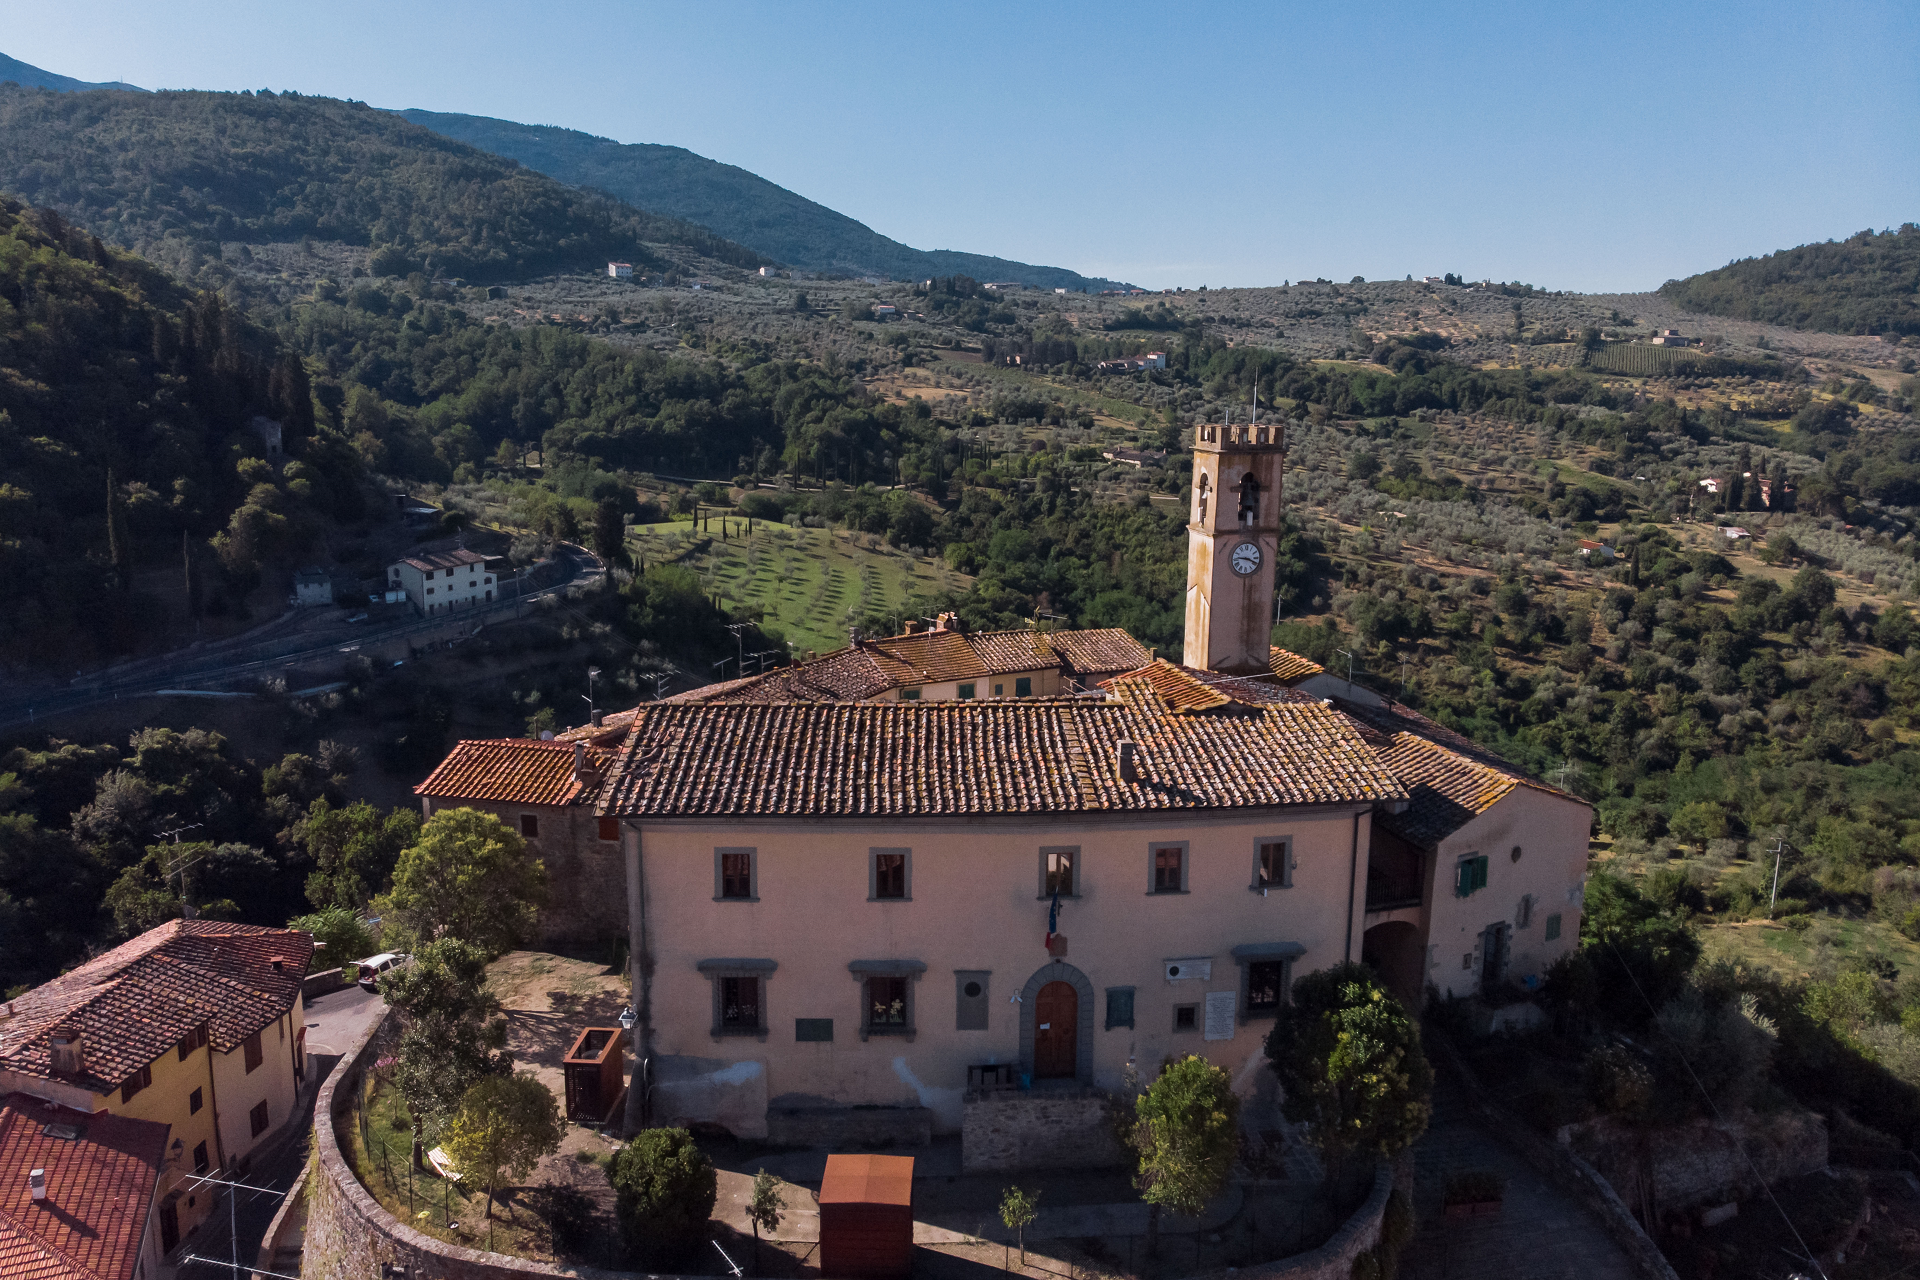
left=382, top=937, right=511, bottom=1167
left=608, top=1127, right=717, bottom=1269
left=998, top=1185, right=1039, bottom=1265
left=1133, top=1055, right=1240, bottom=1254
left=1265, top=962, right=1431, bottom=1195
left=379, top=807, right=547, bottom=955
left=441, top=1072, right=563, bottom=1217
left=747, top=1168, right=784, bottom=1266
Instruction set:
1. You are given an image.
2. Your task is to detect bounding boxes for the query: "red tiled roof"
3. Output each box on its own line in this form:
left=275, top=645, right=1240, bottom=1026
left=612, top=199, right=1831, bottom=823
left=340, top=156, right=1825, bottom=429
left=414, top=738, right=613, bottom=807
left=0, top=1095, right=168, bottom=1280
left=1269, top=646, right=1326, bottom=683
left=1332, top=697, right=1582, bottom=847
left=596, top=674, right=1403, bottom=818
left=1103, top=659, right=1312, bottom=713
left=0, top=922, right=310, bottom=1096
left=1045, top=628, right=1155, bottom=679
left=658, top=627, right=1153, bottom=707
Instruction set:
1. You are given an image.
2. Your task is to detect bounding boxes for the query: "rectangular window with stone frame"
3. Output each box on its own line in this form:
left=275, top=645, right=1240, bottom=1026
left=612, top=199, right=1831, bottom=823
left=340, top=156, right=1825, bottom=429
left=1040, top=846, right=1078, bottom=898
left=870, top=848, right=911, bottom=901
left=715, top=847, right=757, bottom=901
left=697, top=959, right=775, bottom=1038
left=1232, top=942, right=1303, bottom=1019
left=850, top=959, right=925, bottom=1038
left=1252, top=837, right=1292, bottom=889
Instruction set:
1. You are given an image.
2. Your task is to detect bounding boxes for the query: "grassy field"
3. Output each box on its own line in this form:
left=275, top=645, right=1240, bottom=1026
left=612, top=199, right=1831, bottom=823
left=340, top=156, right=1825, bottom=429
left=628, top=517, right=972, bottom=655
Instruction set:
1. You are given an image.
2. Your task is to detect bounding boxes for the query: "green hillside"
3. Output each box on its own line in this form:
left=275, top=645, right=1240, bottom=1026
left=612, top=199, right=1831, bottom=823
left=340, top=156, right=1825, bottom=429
left=0, top=51, right=144, bottom=93
left=398, top=109, right=1132, bottom=290
left=0, top=85, right=767, bottom=281
left=1659, top=224, right=1920, bottom=336
left=0, top=194, right=365, bottom=664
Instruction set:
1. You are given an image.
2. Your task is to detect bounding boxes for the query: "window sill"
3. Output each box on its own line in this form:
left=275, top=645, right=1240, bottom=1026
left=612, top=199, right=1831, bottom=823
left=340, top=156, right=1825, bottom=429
left=713, top=896, right=760, bottom=903
left=1242, top=1007, right=1280, bottom=1021
left=860, top=1026, right=915, bottom=1041
left=1104, top=1022, right=1135, bottom=1032
left=711, top=1027, right=769, bottom=1041
left=867, top=896, right=912, bottom=903
left=1147, top=889, right=1190, bottom=896
left=1035, top=893, right=1082, bottom=900
left=1250, top=883, right=1290, bottom=892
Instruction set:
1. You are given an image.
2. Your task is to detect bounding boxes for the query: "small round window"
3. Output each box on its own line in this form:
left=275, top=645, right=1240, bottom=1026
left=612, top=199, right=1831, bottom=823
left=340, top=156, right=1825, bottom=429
left=1510, top=845, right=1523, bottom=863
left=963, top=981, right=982, bottom=998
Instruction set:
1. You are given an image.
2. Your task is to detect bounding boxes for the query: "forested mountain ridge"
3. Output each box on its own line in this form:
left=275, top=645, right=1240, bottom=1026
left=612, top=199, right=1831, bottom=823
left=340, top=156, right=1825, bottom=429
left=1660, top=224, right=1920, bottom=337
left=0, top=85, right=768, bottom=282
left=0, top=193, right=365, bottom=665
left=398, top=108, right=1132, bottom=290
left=0, top=51, right=144, bottom=94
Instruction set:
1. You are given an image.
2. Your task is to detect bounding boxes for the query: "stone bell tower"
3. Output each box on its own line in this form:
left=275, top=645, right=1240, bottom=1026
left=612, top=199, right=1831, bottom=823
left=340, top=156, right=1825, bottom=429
left=1183, top=414, right=1286, bottom=675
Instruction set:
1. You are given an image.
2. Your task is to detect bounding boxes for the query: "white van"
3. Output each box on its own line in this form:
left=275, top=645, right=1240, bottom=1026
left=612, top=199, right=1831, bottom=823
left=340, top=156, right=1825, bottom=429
left=354, top=952, right=410, bottom=991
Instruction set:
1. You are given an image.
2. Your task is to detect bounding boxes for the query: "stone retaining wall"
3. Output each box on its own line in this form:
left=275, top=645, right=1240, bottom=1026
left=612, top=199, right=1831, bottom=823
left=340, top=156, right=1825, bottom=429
left=1188, top=1157, right=1412, bottom=1280
left=302, top=967, right=345, bottom=1000
left=766, top=1105, right=932, bottom=1149
left=1565, top=1111, right=1829, bottom=1212
left=961, top=1090, right=1125, bottom=1173
left=304, top=1006, right=633, bottom=1280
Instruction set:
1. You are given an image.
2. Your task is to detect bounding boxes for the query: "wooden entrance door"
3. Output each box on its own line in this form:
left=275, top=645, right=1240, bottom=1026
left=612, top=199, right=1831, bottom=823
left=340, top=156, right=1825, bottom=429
left=1034, top=981, right=1078, bottom=1078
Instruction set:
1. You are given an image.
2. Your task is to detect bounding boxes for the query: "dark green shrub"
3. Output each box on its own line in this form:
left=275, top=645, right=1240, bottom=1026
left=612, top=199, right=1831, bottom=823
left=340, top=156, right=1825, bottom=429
left=608, top=1127, right=717, bottom=1268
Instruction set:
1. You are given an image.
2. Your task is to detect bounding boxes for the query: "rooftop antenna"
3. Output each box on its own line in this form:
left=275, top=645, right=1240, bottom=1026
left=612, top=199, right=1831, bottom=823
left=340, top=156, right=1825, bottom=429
left=1252, top=379, right=1258, bottom=426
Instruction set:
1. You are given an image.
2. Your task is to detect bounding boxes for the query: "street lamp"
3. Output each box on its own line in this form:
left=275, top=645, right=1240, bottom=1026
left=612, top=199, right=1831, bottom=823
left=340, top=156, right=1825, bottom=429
left=582, top=666, right=602, bottom=721
left=618, top=1005, right=636, bottom=1033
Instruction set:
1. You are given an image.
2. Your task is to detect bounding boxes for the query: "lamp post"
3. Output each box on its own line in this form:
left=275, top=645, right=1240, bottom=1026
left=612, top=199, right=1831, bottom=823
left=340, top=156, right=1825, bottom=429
left=582, top=666, right=602, bottom=722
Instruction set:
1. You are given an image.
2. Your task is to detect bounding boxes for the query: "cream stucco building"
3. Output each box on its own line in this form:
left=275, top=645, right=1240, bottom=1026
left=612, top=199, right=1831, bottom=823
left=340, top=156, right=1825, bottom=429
left=416, top=415, right=1592, bottom=1139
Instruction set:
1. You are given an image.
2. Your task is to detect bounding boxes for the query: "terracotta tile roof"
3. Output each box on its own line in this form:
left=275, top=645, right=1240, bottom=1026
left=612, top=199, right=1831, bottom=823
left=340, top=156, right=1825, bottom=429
left=0, top=922, right=310, bottom=1096
left=1045, top=628, right=1155, bottom=679
left=596, top=674, right=1403, bottom=818
left=1332, top=697, right=1582, bottom=847
left=656, top=627, right=1152, bottom=707
left=1103, top=659, right=1314, bottom=713
left=414, top=738, right=613, bottom=807
left=1269, top=647, right=1326, bottom=683
left=0, top=1094, right=168, bottom=1280
left=396, top=547, right=491, bottom=573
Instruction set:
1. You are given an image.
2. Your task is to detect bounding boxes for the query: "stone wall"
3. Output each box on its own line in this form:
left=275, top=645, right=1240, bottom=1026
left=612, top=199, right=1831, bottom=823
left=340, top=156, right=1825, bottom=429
left=961, top=1090, right=1125, bottom=1173
left=304, top=1006, right=634, bottom=1280
left=1189, top=1157, right=1411, bottom=1280
left=767, top=1105, right=932, bottom=1148
left=302, top=967, right=345, bottom=1001
left=1565, top=1111, right=1830, bottom=1212
left=426, top=798, right=626, bottom=949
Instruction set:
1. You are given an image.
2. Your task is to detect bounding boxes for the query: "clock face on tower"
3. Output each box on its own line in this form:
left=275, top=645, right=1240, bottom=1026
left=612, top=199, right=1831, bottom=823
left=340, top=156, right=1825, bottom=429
left=1229, top=541, right=1262, bottom=576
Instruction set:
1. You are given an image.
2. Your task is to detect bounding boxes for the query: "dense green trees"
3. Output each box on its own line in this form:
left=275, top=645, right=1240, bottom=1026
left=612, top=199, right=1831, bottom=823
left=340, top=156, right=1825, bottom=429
left=0, top=86, right=765, bottom=281
left=381, top=807, right=548, bottom=955
left=1660, top=224, right=1920, bottom=336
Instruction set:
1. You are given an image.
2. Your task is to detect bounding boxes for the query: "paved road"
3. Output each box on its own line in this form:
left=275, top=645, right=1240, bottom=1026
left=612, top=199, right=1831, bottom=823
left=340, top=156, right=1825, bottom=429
left=177, top=983, right=387, bottom=1280
left=1401, top=1073, right=1639, bottom=1280
left=0, top=545, right=603, bottom=732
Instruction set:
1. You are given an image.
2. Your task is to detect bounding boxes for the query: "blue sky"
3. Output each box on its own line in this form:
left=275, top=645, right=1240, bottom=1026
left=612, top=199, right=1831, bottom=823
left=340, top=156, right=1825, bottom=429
left=7, top=1, right=1916, bottom=292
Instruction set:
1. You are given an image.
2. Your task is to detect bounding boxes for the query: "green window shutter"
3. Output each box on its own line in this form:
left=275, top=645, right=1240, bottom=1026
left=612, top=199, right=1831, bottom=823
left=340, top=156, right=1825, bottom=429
left=1455, top=860, right=1472, bottom=898
left=1545, top=914, right=1562, bottom=941
left=1474, top=856, right=1490, bottom=893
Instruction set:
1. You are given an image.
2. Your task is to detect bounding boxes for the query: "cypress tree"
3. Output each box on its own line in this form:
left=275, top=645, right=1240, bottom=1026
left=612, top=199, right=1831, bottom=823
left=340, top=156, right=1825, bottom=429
left=105, top=469, right=131, bottom=591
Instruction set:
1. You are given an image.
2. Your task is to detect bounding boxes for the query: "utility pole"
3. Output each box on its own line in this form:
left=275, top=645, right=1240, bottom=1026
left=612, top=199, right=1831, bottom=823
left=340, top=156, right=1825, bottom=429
left=1769, top=839, right=1789, bottom=916
left=157, top=823, right=204, bottom=918
left=726, top=622, right=750, bottom=677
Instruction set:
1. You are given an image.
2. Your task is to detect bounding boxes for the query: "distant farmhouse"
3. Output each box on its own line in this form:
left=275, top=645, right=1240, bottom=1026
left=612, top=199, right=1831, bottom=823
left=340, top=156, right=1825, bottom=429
left=386, top=547, right=501, bottom=615
left=1650, top=328, right=1691, bottom=346
left=1095, top=351, right=1167, bottom=374
left=1101, top=446, right=1168, bottom=469
left=608, top=261, right=634, bottom=279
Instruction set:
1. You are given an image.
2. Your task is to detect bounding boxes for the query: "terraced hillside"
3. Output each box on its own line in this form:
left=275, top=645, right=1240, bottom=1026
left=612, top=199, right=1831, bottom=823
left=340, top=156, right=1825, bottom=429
left=628, top=518, right=969, bottom=655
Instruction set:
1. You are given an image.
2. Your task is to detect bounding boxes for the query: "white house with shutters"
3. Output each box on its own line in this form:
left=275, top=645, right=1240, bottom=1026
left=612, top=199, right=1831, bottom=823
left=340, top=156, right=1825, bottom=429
left=387, top=548, right=497, bottom=615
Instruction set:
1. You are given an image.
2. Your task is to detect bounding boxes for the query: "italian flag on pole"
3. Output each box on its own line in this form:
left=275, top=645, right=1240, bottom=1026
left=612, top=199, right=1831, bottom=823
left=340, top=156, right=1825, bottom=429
left=1044, top=889, right=1060, bottom=950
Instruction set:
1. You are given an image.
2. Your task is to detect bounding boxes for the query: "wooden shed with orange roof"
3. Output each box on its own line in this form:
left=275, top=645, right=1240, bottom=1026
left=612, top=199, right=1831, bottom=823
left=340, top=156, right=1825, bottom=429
left=818, top=1153, right=915, bottom=1280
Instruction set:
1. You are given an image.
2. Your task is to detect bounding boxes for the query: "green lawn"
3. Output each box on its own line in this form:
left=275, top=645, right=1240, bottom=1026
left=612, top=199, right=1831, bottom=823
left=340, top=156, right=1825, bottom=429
left=628, top=518, right=971, bottom=654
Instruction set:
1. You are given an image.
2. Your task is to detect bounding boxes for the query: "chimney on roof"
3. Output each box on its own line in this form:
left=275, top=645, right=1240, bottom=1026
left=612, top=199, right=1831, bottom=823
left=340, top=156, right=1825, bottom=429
left=29, top=1168, right=46, bottom=1202
left=591, top=710, right=605, bottom=727
left=1117, top=740, right=1139, bottom=784
left=48, top=1027, right=82, bottom=1077
left=572, top=740, right=588, bottom=781
left=849, top=626, right=863, bottom=646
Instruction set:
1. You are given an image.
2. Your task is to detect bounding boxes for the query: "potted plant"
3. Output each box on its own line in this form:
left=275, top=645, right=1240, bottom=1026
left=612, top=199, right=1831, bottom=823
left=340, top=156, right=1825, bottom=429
left=1443, top=1170, right=1506, bottom=1217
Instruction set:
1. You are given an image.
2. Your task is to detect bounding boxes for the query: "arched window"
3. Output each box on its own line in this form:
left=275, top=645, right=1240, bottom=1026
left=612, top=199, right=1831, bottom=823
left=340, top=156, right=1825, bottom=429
left=1237, top=474, right=1261, bottom=526
left=1194, top=473, right=1210, bottom=524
